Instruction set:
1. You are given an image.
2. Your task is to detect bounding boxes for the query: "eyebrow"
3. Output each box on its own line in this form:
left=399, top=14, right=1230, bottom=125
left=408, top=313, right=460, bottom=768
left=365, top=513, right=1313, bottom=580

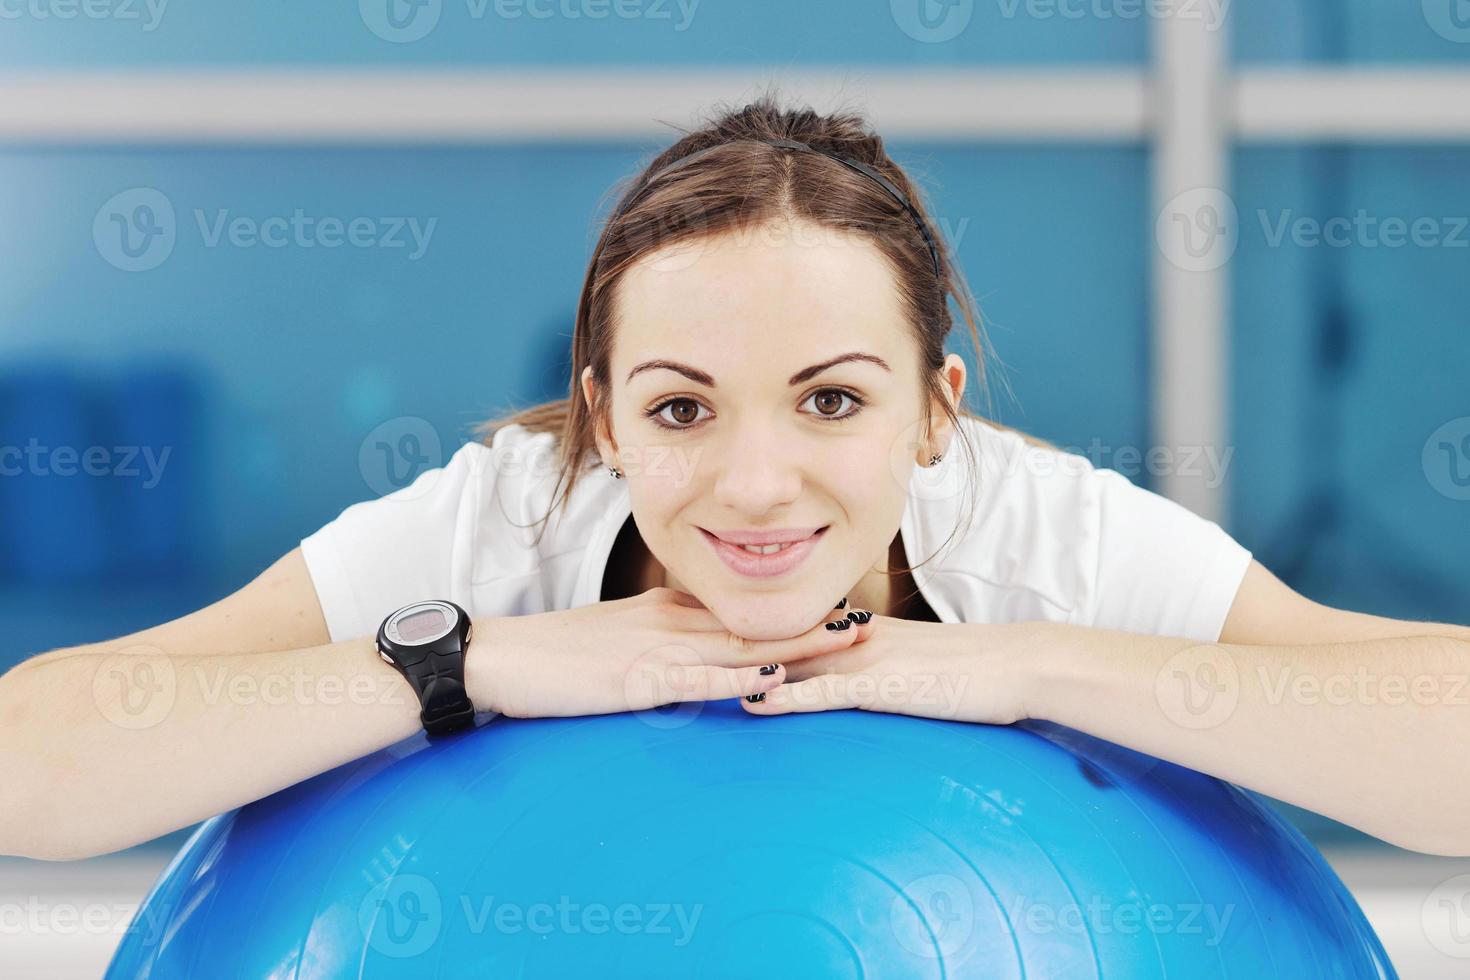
left=625, top=352, right=892, bottom=388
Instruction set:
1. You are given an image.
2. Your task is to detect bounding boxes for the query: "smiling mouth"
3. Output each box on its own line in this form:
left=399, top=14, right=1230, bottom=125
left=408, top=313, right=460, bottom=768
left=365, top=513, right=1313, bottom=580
left=698, top=526, right=830, bottom=578
left=699, top=526, right=829, bottom=553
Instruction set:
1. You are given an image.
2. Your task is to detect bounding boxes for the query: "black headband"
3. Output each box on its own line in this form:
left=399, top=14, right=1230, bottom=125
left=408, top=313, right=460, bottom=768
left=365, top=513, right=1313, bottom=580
left=610, top=137, right=944, bottom=280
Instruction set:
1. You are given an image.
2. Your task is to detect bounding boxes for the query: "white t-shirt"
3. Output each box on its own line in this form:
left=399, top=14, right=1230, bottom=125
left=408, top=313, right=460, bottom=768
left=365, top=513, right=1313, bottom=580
left=300, top=414, right=1253, bottom=645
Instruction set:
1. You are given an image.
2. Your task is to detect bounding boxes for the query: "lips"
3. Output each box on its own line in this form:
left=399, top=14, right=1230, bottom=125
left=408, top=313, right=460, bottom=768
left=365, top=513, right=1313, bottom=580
left=700, top=526, right=827, bottom=579
left=703, top=527, right=826, bottom=547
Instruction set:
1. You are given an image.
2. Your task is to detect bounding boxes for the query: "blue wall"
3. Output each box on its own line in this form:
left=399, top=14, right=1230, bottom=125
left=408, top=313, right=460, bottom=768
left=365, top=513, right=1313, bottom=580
left=1232, top=146, right=1470, bottom=625
left=0, top=0, right=1147, bottom=65
left=4, top=0, right=1469, bottom=67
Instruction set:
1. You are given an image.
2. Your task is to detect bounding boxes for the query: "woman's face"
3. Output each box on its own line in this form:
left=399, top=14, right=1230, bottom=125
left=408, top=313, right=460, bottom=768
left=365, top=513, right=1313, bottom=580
left=584, top=218, right=965, bottom=640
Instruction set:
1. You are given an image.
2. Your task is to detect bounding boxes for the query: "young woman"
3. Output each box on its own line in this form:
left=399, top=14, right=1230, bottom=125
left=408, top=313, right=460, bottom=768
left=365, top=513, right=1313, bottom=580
left=4, top=96, right=1468, bottom=863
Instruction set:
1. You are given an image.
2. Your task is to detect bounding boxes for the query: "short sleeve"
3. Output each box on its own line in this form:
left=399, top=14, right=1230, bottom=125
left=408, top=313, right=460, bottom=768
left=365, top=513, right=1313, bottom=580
left=1080, top=468, right=1253, bottom=642
left=300, top=441, right=491, bottom=643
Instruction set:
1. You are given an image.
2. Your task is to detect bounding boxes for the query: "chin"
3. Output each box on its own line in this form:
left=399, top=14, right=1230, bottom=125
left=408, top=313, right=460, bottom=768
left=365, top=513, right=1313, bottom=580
left=708, top=592, right=829, bottom=642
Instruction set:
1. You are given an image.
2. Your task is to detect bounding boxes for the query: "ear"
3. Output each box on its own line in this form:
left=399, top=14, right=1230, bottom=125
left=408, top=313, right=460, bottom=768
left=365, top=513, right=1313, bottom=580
left=581, top=365, right=618, bottom=470
left=924, top=354, right=967, bottom=460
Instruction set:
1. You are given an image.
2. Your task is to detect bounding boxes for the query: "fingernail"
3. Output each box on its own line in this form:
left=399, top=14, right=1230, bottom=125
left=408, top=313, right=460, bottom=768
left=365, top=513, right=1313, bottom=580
left=759, top=663, right=780, bottom=675
left=835, top=596, right=848, bottom=610
left=825, top=619, right=851, bottom=632
left=745, top=692, right=766, bottom=703
left=847, top=610, right=872, bottom=624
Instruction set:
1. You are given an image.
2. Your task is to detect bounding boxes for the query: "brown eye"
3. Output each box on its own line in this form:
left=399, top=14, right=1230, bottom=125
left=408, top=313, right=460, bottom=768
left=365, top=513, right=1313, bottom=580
left=647, top=397, right=711, bottom=429
left=801, top=389, right=864, bottom=422
left=812, top=391, right=845, bottom=416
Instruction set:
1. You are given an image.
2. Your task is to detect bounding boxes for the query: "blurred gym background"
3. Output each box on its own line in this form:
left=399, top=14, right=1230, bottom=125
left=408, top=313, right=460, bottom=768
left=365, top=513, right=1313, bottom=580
left=2, top=1, right=1469, bottom=976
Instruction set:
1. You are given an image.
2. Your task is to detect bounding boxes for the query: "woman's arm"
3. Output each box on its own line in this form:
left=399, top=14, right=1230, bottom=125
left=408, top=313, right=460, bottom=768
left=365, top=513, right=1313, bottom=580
left=0, top=545, right=555, bottom=862
left=0, top=548, right=429, bottom=861
left=0, top=632, right=427, bottom=861
left=1017, top=560, right=1470, bottom=856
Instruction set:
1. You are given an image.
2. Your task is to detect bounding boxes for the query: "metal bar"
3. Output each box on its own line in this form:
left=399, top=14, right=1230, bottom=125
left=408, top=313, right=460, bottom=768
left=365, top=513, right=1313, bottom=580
left=1152, top=5, right=1230, bottom=521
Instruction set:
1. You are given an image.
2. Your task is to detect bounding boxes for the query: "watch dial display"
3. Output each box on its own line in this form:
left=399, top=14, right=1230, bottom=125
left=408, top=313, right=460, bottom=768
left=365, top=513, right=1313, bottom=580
left=398, top=607, right=449, bottom=642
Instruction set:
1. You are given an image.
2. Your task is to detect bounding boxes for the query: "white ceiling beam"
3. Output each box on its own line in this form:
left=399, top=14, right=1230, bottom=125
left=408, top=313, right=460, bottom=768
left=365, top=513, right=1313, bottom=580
left=1233, top=68, right=1470, bottom=142
left=0, top=68, right=1152, bottom=143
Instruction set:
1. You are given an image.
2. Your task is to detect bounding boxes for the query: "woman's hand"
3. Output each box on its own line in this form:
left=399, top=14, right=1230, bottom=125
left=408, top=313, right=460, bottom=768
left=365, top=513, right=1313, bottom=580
left=741, top=614, right=1031, bottom=725
left=468, top=588, right=874, bottom=719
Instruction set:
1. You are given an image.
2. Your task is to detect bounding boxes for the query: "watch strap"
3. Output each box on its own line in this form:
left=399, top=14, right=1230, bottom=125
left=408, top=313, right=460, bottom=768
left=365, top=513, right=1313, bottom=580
left=379, top=602, right=476, bottom=738
left=399, top=644, right=476, bottom=737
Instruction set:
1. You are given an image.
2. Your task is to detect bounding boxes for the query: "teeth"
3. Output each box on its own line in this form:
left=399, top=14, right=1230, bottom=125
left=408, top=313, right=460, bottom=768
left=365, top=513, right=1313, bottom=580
left=739, top=542, right=791, bottom=555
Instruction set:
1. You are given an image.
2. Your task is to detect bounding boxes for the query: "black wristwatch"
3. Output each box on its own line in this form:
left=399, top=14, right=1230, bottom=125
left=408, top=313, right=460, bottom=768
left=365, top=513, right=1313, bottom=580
left=376, top=599, right=477, bottom=738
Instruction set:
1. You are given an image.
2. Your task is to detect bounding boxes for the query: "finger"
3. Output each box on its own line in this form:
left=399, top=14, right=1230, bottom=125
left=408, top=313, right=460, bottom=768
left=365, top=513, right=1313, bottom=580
left=758, top=606, right=878, bottom=659
left=781, top=609, right=879, bottom=678
left=741, top=673, right=866, bottom=715
left=623, top=657, right=784, bottom=709
left=702, top=606, right=876, bottom=668
left=678, top=662, right=787, bottom=703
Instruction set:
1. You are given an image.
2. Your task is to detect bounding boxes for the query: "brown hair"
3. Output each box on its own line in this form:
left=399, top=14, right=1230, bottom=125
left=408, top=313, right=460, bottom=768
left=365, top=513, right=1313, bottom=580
left=475, top=89, right=1057, bottom=582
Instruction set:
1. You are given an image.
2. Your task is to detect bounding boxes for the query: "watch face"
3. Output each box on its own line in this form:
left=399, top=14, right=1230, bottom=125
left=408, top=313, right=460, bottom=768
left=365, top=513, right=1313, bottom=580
left=385, top=601, right=457, bottom=646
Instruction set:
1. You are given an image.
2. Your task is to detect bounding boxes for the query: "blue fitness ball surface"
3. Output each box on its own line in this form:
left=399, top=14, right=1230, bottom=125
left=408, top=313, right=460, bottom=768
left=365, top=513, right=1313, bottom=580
left=107, top=699, right=1395, bottom=979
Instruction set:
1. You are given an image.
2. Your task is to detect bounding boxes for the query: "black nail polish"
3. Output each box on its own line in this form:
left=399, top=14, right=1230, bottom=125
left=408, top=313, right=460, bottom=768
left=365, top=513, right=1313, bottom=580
left=831, top=618, right=851, bottom=631
left=825, top=621, right=839, bottom=631
left=836, top=596, right=848, bottom=610
left=847, top=610, right=872, bottom=624
left=759, top=663, right=779, bottom=675
left=745, top=692, right=766, bottom=703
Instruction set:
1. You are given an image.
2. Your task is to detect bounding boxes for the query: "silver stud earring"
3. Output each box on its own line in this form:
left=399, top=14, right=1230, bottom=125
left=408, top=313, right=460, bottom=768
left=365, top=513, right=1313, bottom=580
left=928, top=453, right=944, bottom=467
left=609, top=466, right=623, bottom=479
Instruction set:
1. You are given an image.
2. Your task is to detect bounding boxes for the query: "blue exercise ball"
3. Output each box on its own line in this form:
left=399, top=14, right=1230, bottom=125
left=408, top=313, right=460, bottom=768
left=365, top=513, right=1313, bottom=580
left=107, top=699, right=1394, bottom=978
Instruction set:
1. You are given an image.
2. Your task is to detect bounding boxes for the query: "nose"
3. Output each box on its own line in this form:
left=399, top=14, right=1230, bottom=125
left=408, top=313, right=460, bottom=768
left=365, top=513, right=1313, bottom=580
left=710, top=423, right=804, bottom=515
